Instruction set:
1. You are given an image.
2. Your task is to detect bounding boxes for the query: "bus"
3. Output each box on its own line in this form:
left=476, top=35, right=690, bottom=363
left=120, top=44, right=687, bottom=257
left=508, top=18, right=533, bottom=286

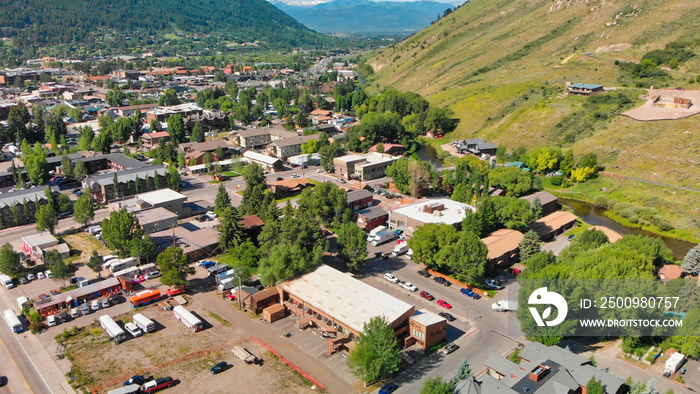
left=3, top=309, right=22, bottom=333
left=99, top=315, right=126, bottom=344
left=173, top=305, right=203, bottom=332
left=129, top=290, right=163, bottom=308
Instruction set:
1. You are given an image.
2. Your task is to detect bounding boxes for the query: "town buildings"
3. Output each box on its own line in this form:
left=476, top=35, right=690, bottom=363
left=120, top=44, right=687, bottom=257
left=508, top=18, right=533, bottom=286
left=83, top=166, right=170, bottom=203
left=333, top=152, right=400, bottom=181
left=520, top=191, right=559, bottom=217
left=529, top=211, right=579, bottom=240
left=388, top=198, right=475, bottom=236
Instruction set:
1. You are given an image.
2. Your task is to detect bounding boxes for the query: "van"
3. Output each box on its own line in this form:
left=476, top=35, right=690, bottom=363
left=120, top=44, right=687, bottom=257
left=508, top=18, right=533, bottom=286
left=1, top=274, right=14, bottom=289
left=59, top=311, right=69, bottom=323
left=102, top=298, right=110, bottom=308
left=71, top=308, right=80, bottom=318
left=17, top=296, right=29, bottom=310
left=124, top=322, right=142, bottom=338
left=91, top=300, right=100, bottom=311
left=81, top=302, right=90, bottom=315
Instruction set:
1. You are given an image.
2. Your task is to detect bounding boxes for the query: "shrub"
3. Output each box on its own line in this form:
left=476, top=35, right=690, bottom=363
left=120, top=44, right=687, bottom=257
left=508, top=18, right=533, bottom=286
left=550, top=175, right=564, bottom=186
left=593, top=195, right=609, bottom=209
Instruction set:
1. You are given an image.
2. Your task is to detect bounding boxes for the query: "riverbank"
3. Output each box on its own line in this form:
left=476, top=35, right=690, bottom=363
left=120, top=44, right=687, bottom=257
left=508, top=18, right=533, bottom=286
left=542, top=174, right=699, bottom=244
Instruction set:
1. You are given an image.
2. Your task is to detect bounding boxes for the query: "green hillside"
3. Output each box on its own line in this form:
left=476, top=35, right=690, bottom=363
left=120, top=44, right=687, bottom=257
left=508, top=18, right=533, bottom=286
left=367, top=0, right=700, bottom=239
left=0, top=0, right=332, bottom=63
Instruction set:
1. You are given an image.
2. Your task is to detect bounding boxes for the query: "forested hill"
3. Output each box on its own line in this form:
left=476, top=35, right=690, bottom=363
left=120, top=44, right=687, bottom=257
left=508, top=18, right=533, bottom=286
left=0, top=0, right=332, bottom=59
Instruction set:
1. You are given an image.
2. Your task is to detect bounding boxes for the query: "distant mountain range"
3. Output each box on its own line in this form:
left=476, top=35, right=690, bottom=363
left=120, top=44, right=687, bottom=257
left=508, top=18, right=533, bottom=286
left=271, top=0, right=457, bottom=33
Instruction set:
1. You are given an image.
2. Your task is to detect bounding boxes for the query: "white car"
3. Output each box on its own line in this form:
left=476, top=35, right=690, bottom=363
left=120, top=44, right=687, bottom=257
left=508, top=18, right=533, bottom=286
left=290, top=174, right=300, bottom=179
left=45, top=270, right=53, bottom=279
left=205, top=211, right=217, bottom=219
left=144, top=271, right=161, bottom=280
left=37, top=272, right=46, bottom=280
left=91, top=300, right=100, bottom=311
left=47, top=315, right=57, bottom=327
left=26, top=273, right=35, bottom=281
left=316, top=169, right=324, bottom=173
left=124, top=322, right=142, bottom=337
left=401, top=282, right=418, bottom=292
left=384, top=273, right=399, bottom=284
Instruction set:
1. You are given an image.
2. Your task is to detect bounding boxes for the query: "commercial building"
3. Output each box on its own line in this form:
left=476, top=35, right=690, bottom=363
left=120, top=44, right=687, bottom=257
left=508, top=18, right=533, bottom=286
left=356, top=206, right=388, bottom=232
left=243, top=151, right=283, bottom=172
left=22, top=233, right=70, bottom=261
left=346, top=189, right=374, bottom=211
left=408, top=310, right=447, bottom=350
left=520, top=191, right=558, bottom=216
left=455, top=342, right=625, bottom=393
left=150, top=226, right=220, bottom=260
left=278, top=265, right=415, bottom=348
left=132, top=188, right=188, bottom=218
left=333, top=152, right=400, bottom=181
left=140, top=131, right=171, bottom=150
left=83, top=166, right=169, bottom=203
left=480, top=229, right=524, bottom=274
left=388, top=199, right=475, bottom=236
left=34, top=278, right=123, bottom=317
left=529, top=211, right=578, bottom=241
left=267, top=134, right=319, bottom=160
left=233, top=127, right=298, bottom=149
left=50, top=153, right=147, bottom=176
left=134, top=207, right=179, bottom=234
left=145, top=103, right=203, bottom=122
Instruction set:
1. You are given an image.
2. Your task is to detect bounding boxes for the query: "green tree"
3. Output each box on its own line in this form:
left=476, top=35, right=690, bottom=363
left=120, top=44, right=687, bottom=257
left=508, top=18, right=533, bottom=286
left=168, top=164, right=180, bottom=191
left=25, top=143, right=49, bottom=185
left=461, top=210, right=486, bottom=237
left=35, top=203, right=58, bottom=234
left=46, top=250, right=77, bottom=287
left=297, top=182, right=352, bottom=228
left=576, top=229, right=609, bottom=250
left=682, top=244, right=700, bottom=276
left=348, top=316, right=401, bottom=385
left=214, top=184, right=232, bottom=215
left=61, top=155, right=74, bottom=179
left=58, top=193, right=72, bottom=214
left=0, top=243, right=23, bottom=279
left=560, top=150, right=575, bottom=177
left=258, top=243, right=323, bottom=286
left=530, top=197, right=542, bottom=219
left=129, top=235, right=157, bottom=263
left=74, top=160, right=88, bottom=181
left=446, top=231, right=488, bottom=284
left=218, top=206, right=246, bottom=252
left=586, top=377, right=605, bottom=394
left=386, top=158, right=433, bottom=197
left=73, top=193, right=95, bottom=227
left=519, top=230, right=542, bottom=261
left=319, top=143, right=342, bottom=172
left=190, top=122, right=205, bottom=143
left=167, top=113, right=185, bottom=144
left=489, top=167, right=535, bottom=197
left=239, top=163, right=267, bottom=216
left=157, top=246, right=194, bottom=287
left=419, top=377, right=453, bottom=394
left=337, top=222, right=368, bottom=273
left=112, top=172, right=120, bottom=198
left=159, top=89, right=181, bottom=106
left=101, top=209, right=142, bottom=255
left=87, top=251, right=103, bottom=278
left=453, top=358, right=472, bottom=382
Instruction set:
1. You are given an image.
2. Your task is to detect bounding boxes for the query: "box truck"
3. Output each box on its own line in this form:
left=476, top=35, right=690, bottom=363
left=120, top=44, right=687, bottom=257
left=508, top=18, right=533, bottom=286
left=367, top=226, right=386, bottom=242
left=1, top=274, right=14, bottom=289
left=491, top=300, right=518, bottom=312
left=664, top=352, right=685, bottom=376
left=391, top=243, right=409, bottom=257
left=99, top=315, right=126, bottom=344
left=218, top=277, right=236, bottom=291
left=370, top=229, right=397, bottom=246
left=132, top=313, right=156, bottom=333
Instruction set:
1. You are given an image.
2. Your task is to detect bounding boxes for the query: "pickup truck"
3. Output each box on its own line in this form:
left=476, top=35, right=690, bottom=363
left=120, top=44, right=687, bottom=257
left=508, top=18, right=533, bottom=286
left=143, top=377, right=174, bottom=393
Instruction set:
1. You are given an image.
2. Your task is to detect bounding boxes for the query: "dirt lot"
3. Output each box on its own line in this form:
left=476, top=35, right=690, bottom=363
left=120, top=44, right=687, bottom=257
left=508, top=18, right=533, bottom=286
left=61, top=295, right=316, bottom=394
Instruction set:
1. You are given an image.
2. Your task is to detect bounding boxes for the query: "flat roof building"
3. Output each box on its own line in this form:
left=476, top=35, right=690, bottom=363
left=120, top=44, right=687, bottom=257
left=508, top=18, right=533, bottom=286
left=134, top=207, right=179, bottom=234
left=133, top=188, right=188, bottom=218
left=150, top=226, right=220, bottom=260
left=389, top=198, right=475, bottom=236
left=243, top=151, right=283, bottom=172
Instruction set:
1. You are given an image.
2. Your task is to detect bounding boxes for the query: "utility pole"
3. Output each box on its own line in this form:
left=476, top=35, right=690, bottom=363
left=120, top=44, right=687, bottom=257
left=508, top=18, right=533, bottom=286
left=233, top=267, right=243, bottom=311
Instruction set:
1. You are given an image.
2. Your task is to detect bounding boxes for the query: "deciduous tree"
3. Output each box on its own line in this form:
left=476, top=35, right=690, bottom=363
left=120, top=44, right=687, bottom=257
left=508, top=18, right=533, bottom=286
left=0, top=243, right=23, bottom=279
left=337, top=222, right=368, bottom=273
left=419, top=377, right=453, bottom=394
left=87, top=251, right=103, bottom=278
left=35, top=203, right=58, bottom=234
left=157, top=246, right=194, bottom=287
left=348, top=316, right=401, bottom=385
left=73, top=193, right=94, bottom=227
left=46, top=250, right=77, bottom=287
left=101, top=209, right=142, bottom=255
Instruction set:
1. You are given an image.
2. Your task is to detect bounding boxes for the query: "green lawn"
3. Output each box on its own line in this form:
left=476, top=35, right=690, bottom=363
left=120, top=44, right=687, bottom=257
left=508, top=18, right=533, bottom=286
left=221, top=171, right=240, bottom=178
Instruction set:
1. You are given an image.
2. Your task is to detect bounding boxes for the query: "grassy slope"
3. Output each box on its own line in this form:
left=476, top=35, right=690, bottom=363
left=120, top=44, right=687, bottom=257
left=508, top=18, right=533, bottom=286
left=368, top=0, right=700, bottom=238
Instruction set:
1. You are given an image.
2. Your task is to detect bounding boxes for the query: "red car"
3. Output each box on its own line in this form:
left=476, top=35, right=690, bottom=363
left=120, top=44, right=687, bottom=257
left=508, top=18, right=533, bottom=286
left=420, top=291, right=435, bottom=301
left=437, top=300, right=452, bottom=309
left=166, top=286, right=185, bottom=296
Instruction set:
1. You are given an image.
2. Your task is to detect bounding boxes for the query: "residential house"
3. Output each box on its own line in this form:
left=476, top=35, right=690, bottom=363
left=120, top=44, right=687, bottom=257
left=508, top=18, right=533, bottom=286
left=141, top=131, right=171, bottom=150
left=529, top=211, right=579, bottom=241
left=267, top=134, right=319, bottom=160
left=346, top=189, right=373, bottom=211
left=566, top=82, right=604, bottom=96
left=520, top=191, right=558, bottom=216
left=268, top=178, right=311, bottom=196
left=116, top=103, right=159, bottom=117
left=480, top=229, right=524, bottom=274
left=369, top=143, right=405, bottom=156
left=454, top=139, right=497, bottom=157
left=0, top=186, right=55, bottom=227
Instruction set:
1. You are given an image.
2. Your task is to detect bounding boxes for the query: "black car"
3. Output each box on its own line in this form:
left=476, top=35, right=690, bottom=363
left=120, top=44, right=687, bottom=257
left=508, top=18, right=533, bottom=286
left=110, top=294, right=122, bottom=304
left=196, top=215, right=208, bottom=222
left=276, top=177, right=284, bottom=181
left=439, top=312, right=456, bottom=322
left=433, top=277, right=451, bottom=286
left=210, top=361, right=228, bottom=374
left=124, top=375, right=147, bottom=386
left=417, top=270, right=431, bottom=278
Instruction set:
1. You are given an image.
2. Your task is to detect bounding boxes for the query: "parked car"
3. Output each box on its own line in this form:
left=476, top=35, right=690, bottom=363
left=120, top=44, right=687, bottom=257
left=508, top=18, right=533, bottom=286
left=26, top=273, right=35, bottom=281
left=276, top=177, right=284, bottom=181
left=420, top=291, right=435, bottom=301
left=81, top=302, right=89, bottom=315
left=47, top=314, right=58, bottom=327
left=379, top=383, right=398, bottom=394
left=205, top=211, right=217, bottom=219
left=290, top=174, right=300, bottom=179
left=110, top=294, right=122, bottom=304
left=439, top=312, right=456, bottom=322
left=37, top=272, right=46, bottom=280
left=375, top=252, right=388, bottom=259
left=567, top=234, right=575, bottom=241
left=71, top=308, right=80, bottom=318
left=433, top=277, right=451, bottom=286
left=337, top=178, right=347, bottom=184
left=210, top=361, right=228, bottom=374
left=101, top=298, right=110, bottom=308
left=401, top=282, right=418, bottom=292
left=484, top=279, right=504, bottom=290
left=417, top=270, right=431, bottom=278
left=439, top=343, right=459, bottom=355
left=124, top=375, right=147, bottom=386
left=383, top=273, right=399, bottom=284
left=90, top=300, right=100, bottom=311
left=145, top=271, right=161, bottom=280
left=44, top=270, right=52, bottom=279
left=316, top=169, right=324, bottom=173
left=437, top=300, right=452, bottom=309
left=460, top=288, right=481, bottom=299
left=143, top=377, right=174, bottom=393
left=166, top=286, right=185, bottom=296
left=201, top=261, right=216, bottom=269
left=196, top=215, right=208, bottom=222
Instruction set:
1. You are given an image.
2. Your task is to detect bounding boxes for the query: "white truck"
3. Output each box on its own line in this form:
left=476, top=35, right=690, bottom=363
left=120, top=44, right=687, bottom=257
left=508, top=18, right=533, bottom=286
left=367, top=226, right=387, bottom=242
left=1, top=274, right=14, bottom=289
left=492, top=300, right=519, bottom=312
left=218, top=277, right=236, bottom=291
left=218, top=269, right=236, bottom=281
left=406, top=248, right=413, bottom=260
left=391, top=243, right=409, bottom=257
left=99, top=315, right=126, bottom=344
left=665, top=352, right=685, bottom=376
left=370, top=229, right=397, bottom=247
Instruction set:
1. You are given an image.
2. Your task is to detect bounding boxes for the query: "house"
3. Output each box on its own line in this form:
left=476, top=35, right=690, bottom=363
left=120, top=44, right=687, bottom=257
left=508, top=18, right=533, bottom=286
left=388, top=199, right=475, bottom=236
left=277, top=265, right=415, bottom=353
left=83, top=166, right=169, bottom=203
left=346, top=189, right=374, bottom=211
left=243, top=151, right=283, bottom=172
left=369, top=143, right=405, bottom=156
left=267, top=134, right=319, bottom=160
left=520, top=191, right=559, bottom=216
left=480, top=229, right=524, bottom=274
left=457, top=342, right=626, bottom=394
left=141, top=131, right=171, bottom=150
left=356, top=206, right=388, bottom=232
left=658, top=265, right=684, bottom=282
left=268, top=178, right=311, bottom=196
left=22, top=233, right=69, bottom=261
left=529, top=211, right=578, bottom=241
left=134, top=207, right=179, bottom=234
left=566, top=82, right=604, bottom=96
left=238, top=286, right=279, bottom=315
left=454, top=139, right=497, bottom=157
left=241, top=214, right=264, bottom=244
left=333, top=152, right=400, bottom=181
left=132, top=188, right=188, bottom=218
left=116, top=103, right=159, bottom=117
left=185, top=150, right=219, bottom=166
left=179, top=139, right=230, bottom=155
